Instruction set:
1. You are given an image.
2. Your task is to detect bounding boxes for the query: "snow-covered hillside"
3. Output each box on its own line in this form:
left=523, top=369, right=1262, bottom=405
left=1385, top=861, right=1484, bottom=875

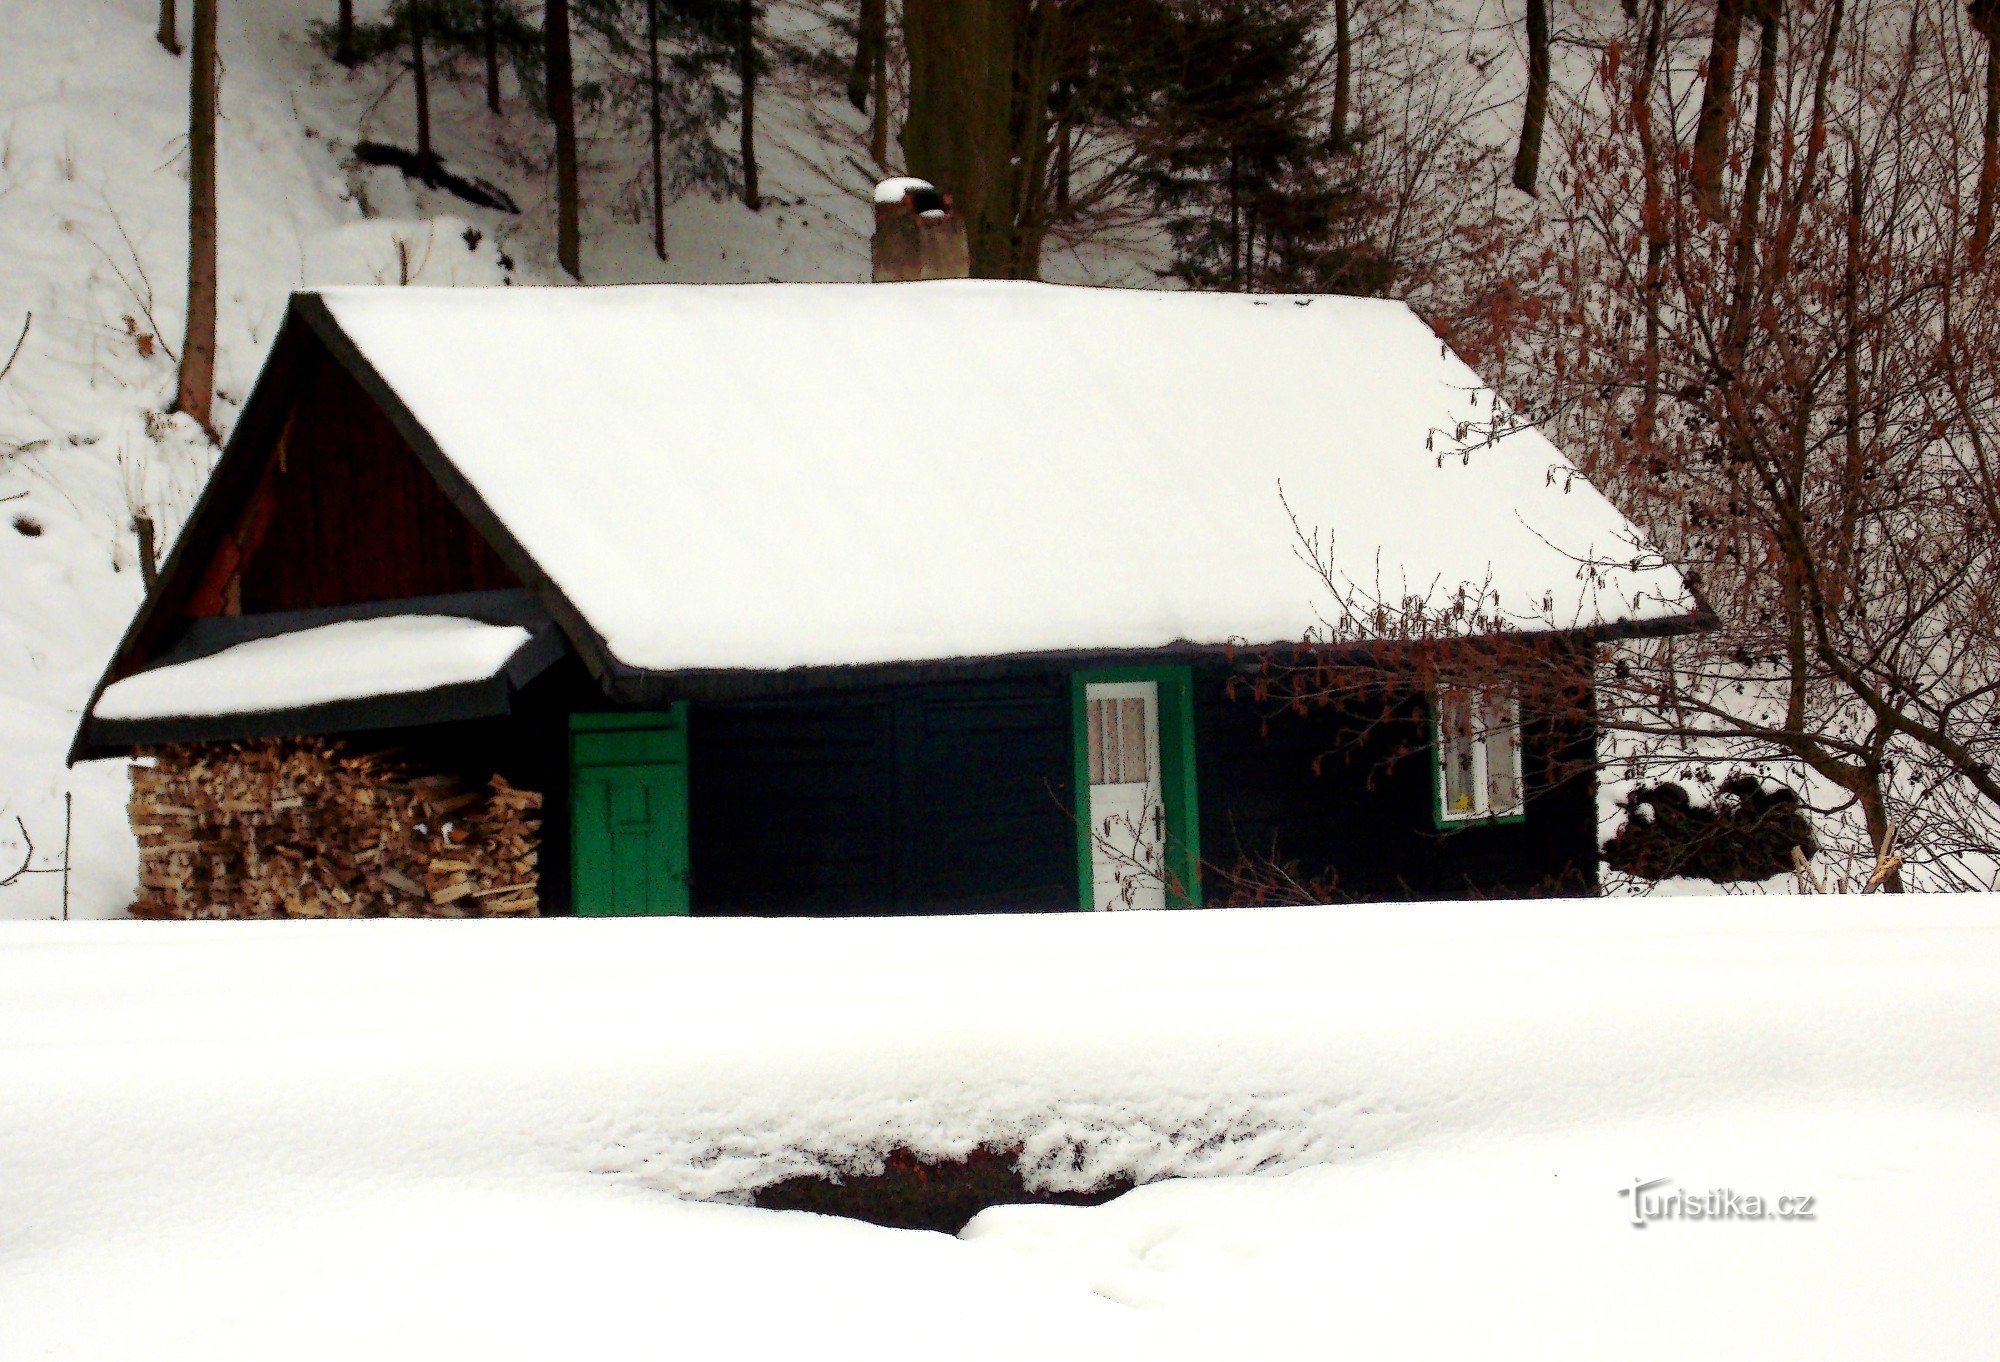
left=3, top=901, right=1995, bottom=1358
left=0, top=0, right=934, bottom=918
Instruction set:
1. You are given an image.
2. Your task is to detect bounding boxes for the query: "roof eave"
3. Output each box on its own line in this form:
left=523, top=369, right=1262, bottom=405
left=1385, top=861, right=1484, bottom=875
left=591, top=611, right=1714, bottom=702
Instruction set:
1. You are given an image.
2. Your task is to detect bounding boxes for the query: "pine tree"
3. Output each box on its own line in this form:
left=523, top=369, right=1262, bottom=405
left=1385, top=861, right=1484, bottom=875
left=1122, top=0, right=1387, bottom=294
left=310, top=1, right=538, bottom=169
left=574, top=0, right=739, bottom=255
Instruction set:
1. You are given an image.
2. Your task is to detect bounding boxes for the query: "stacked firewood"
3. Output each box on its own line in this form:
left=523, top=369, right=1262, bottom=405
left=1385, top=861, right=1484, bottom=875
left=130, top=739, right=541, bottom=919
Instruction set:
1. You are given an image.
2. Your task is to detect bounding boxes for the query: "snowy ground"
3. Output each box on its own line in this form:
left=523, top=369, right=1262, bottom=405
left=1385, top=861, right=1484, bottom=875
left=3, top=899, right=1996, bottom=1359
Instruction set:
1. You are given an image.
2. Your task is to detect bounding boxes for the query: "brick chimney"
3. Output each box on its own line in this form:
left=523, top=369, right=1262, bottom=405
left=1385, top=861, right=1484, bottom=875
left=871, top=177, right=971, bottom=282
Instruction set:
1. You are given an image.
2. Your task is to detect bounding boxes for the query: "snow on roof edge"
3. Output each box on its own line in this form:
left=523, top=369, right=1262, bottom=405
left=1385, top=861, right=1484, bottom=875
left=93, top=616, right=535, bottom=722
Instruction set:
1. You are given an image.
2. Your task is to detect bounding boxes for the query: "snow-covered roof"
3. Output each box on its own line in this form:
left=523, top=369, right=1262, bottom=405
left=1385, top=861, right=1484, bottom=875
left=93, top=616, right=532, bottom=722
left=314, top=281, right=1696, bottom=674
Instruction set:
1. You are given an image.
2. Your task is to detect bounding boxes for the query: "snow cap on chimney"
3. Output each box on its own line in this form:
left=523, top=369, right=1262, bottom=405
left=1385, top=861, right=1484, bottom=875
left=871, top=177, right=970, bottom=282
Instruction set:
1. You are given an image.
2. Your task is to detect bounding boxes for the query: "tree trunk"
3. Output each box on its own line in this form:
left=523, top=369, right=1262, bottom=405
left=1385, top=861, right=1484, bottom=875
left=649, top=0, right=666, bottom=259
left=1331, top=0, right=1352, bottom=150
left=1835, top=136, right=1866, bottom=591
left=411, top=9, right=434, bottom=174
left=483, top=0, right=503, bottom=114
left=175, top=0, right=217, bottom=435
left=740, top=0, right=761, bottom=210
left=1513, top=0, right=1550, bottom=194
left=335, top=0, right=357, bottom=65
left=849, top=0, right=884, bottom=113
left=1972, top=1, right=2000, bottom=263
left=904, top=0, right=1020, bottom=276
left=545, top=0, right=582, bottom=278
left=135, top=513, right=160, bottom=594
left=1054, top=79, right=1073, bottom=211
left=1856, top=775, right=1905, bottom=892
left=1228, top=150, right=1242, bottom=290
left=1691, top=0, right=1745, bottom=218
left=158, top=0, right=182, bottom=55
left=1004, top=0, right=1061, bottom=277
left=869, top=4, right=889, bottom=167
left=1633, top=0, right=1667, bottom=443
left=1724, top=8, right=1779, bottom=360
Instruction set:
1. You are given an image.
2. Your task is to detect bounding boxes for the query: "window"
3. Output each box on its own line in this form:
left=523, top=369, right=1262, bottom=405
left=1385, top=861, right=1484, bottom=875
left=1433, top=683, right=1524, bottom=824
left=1086, top=694, right=1153, bottom=785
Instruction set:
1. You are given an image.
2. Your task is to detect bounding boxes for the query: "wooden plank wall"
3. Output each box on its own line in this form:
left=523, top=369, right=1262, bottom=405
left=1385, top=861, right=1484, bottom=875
left=672, top=665, right=1597, bottom=916
left=226, top=353, right=518, bottom=614
left=686, top=678, right=1076, bottom=915
left=1193, top=666, right=1599, bottom=901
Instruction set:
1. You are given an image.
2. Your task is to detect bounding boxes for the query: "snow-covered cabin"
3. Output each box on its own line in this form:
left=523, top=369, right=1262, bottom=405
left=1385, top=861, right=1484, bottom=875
left=73, top=276, right=1700, bottom=917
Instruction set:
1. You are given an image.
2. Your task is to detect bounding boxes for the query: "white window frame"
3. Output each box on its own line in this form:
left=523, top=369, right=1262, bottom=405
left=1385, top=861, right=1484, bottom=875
left=1432, top=682, right=1526, bottom=824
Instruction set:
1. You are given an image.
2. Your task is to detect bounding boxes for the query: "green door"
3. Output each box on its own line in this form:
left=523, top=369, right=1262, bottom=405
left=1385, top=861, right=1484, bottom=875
left=570, top=709, right=691, bottom=916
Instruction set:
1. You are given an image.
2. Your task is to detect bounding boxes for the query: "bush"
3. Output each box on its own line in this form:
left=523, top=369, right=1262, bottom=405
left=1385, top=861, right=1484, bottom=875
left=1602, top=775, right=1817, bottom=884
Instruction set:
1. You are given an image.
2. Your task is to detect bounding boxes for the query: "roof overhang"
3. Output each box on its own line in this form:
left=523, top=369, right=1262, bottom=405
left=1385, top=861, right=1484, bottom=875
left=73, top=590, right=566, bottom=760
left=599, top=606, right=1715, bottom=704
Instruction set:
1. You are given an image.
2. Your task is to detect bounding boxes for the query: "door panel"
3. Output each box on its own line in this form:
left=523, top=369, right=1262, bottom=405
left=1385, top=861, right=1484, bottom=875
left=571, top=709, right=690, bottom=916
left=1084, top=681, right=1165, bottom=911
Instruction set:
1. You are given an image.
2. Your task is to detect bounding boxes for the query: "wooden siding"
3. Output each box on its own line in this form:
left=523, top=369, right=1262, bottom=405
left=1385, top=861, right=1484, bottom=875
left=223, top=351, right=518, bottom=614
left=1192, top=667, right=1598, bottom=901
left=686, top=678, right=1076, bottom=915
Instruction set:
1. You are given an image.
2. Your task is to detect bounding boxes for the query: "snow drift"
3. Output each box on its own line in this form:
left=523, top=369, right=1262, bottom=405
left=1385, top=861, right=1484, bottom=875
left=2, top=898, right=1995, bottom=1359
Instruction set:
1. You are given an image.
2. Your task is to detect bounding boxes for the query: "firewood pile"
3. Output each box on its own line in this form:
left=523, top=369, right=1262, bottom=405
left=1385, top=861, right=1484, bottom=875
left=130, top=739, right=541, bottom=919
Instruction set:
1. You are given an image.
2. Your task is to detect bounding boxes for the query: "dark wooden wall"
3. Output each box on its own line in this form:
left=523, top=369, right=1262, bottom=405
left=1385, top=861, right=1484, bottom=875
left=415, top=658, right=1600, bottom=916
left=685, top=677, right=1077, bottom=915
left=1192, top=666, right=1599, bottom=901
left=231, top=352, right=518, bottom=614
left=668, top=662, right=1594, bottom=915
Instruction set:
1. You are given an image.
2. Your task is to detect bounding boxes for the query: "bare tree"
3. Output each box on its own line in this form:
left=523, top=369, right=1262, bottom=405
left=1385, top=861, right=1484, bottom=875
left=0, top=314, right=29, bottom=389
left=1496, top=0, right=2000, bottom=887
left=158, top=0, right=183, bottom=55
left=0, top=804, right=72, bottom=920
left=175, top=0, right=218, bottom=436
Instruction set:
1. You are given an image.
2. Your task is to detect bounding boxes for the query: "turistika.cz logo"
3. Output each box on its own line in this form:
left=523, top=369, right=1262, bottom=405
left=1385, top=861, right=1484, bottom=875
left=1617, top=1177, right=1817, bottom=1228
